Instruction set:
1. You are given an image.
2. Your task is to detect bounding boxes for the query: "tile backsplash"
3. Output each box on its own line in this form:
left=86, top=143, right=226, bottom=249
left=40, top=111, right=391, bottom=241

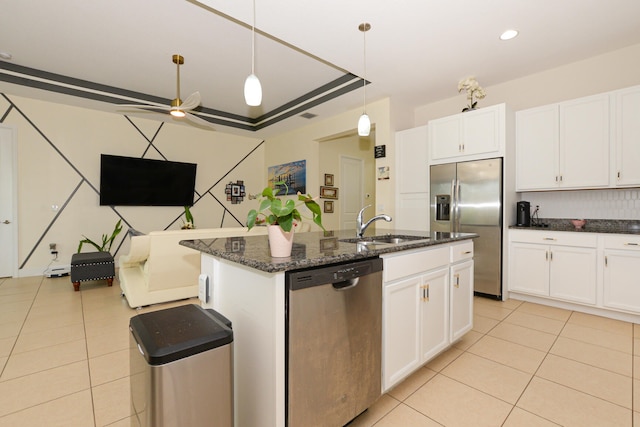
left=520, top=189, right=640, bottom=220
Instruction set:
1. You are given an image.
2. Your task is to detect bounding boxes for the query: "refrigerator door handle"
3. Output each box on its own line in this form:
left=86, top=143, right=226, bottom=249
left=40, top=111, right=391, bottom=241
left=452, top=179, right=460, bottom=233
left=450, top=179, right=456, bottom=232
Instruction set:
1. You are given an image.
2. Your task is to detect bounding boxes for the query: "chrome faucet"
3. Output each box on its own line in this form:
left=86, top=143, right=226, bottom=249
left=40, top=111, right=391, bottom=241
left=356, top=205, right=392, bottom=238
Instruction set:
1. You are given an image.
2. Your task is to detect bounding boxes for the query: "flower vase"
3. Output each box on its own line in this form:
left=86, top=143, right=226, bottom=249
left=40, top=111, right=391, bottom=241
left=267, top=224, right=295, bottom=257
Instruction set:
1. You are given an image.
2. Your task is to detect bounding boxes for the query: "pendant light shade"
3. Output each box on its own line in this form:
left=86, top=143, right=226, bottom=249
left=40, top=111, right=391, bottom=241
left=358, top=113, right=371, bottom=136
left=358, top=22, right=371, bottom=136
left=245, top=0, right=262, bottom=106
left=244, top=73, right=262, bottom=106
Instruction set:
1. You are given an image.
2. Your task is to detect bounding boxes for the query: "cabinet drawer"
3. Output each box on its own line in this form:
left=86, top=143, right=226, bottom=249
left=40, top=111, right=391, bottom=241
left=383, top=247, right=449, bottom=282
left=509, top=229, right=597, bottom=248
left=604, top=234, right=640, bottom=250
left=450, top=240, right=474, bottom=263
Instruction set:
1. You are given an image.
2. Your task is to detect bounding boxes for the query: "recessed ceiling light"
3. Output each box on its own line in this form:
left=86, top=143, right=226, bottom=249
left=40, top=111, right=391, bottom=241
left=0, top=51, right=12, bottom=60
left=500, top=29, right=519, bottom=41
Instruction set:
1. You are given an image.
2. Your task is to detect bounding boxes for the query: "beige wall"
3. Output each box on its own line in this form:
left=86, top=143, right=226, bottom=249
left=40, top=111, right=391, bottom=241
left=264, top=97, right=394, bottom=229
left=317, top=133, right=376, bottom=231
left=413, top=43, right=640, bottom=125
left=1, top=94, right=264, bottom=276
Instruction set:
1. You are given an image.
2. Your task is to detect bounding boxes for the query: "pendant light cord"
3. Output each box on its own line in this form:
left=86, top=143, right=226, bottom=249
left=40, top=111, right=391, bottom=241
left=361, top=23, right=369, bottom=114
left=251, top=0, right=256, bottom=75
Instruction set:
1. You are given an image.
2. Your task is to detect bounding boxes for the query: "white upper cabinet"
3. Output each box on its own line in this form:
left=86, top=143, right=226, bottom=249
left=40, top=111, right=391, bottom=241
left=516, top=93, right=610, bottom=191
left=613, top=86, right=640, bottom=186
left=559, top=94, right=610, bottom=188
left=429, top=104, right=504, bottom=163
left=516, top=105, right=559, bottom=190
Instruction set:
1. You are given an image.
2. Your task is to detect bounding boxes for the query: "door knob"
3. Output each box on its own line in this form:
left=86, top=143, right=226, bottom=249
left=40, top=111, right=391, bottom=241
left=2, top=220, right=10, bottom=224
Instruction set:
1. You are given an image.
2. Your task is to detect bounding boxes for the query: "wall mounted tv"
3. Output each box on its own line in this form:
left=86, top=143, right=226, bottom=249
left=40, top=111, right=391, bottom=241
left=100, top=154, right=197, bottom=206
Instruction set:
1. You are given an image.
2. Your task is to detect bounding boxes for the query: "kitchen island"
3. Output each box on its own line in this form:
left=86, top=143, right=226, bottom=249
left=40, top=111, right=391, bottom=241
left=180, top=229, right=476, bottom=427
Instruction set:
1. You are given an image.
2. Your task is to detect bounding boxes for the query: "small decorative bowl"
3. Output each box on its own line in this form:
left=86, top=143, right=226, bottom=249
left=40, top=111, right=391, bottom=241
left=571, top=219, right=586, bottom=230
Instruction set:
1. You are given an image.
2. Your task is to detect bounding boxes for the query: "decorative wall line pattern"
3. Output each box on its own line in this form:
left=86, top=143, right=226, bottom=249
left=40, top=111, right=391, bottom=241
left=1, top=93, right=264, bottom=273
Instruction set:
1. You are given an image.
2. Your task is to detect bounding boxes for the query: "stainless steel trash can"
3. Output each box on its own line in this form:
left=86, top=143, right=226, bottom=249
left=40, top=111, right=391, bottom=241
left=130, top=304, right=233, bottom=427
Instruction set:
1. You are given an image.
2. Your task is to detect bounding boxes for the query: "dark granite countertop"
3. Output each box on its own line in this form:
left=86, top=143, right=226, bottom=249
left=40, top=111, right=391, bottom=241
left=509, top=218, right=640, bottom=235
left=180, top=228, right=477, bottom=273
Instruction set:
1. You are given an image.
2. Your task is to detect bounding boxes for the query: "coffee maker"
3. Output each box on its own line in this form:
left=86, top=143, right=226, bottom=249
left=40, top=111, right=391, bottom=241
left=516, top=201, right=531, bottom=227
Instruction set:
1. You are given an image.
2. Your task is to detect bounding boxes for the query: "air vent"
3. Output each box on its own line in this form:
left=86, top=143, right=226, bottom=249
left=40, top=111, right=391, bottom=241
left=300, top=112, right=317, bottom=119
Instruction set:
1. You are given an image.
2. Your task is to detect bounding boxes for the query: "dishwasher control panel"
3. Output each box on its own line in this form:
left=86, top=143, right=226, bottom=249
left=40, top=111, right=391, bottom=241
left=287, top=257, right=383, bottom=291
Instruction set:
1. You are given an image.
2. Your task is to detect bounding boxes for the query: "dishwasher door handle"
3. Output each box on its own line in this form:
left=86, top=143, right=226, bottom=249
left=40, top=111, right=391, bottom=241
left=332, top=277, right=359, bottom=290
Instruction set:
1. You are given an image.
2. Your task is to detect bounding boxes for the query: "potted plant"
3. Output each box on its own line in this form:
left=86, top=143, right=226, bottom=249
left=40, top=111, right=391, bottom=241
left=77, top=219, right=123, bottom=253
left=247, top=181, right=325, bottom=257
left=458, top=76, right=486, bottom=112
left=181, top=205, right=195, bottom=229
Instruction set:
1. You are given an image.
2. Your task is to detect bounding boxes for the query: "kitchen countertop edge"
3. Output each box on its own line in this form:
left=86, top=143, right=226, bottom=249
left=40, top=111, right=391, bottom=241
left=180, top=229, right=477, bottom=273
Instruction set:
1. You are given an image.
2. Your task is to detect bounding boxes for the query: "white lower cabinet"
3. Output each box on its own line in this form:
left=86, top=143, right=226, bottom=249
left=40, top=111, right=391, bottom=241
left=382, top=242, right=474, bottom=391
left=509, top=230, right=597, bottom=305
left=450, top=260, right=474, bottom=342
left=507, top=230, right=640, bottom=320
left=603, top=235, right=640, bottom=313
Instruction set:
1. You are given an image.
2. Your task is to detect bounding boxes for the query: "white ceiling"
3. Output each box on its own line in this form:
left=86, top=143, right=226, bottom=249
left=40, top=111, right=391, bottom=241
left=1, top=0, right=640, bottom=137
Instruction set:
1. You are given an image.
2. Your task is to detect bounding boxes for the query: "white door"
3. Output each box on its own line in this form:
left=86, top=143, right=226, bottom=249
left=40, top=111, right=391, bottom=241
left=0, top=125, right=17, bottom=278
left=340, top=156, right=364, bottom=231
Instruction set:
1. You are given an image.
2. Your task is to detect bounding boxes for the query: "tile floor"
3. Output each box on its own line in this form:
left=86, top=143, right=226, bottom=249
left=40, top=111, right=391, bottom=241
left=0, top=275, right=639, bottom=426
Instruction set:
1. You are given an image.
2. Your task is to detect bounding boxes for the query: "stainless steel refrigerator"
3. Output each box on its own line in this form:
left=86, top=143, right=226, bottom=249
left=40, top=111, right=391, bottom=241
left=430, top=158, right=502, bottom=298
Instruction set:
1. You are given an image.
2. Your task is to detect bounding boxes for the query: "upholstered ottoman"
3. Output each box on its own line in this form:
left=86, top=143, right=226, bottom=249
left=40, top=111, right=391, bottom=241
left=70, top=252, right=115, bottom=291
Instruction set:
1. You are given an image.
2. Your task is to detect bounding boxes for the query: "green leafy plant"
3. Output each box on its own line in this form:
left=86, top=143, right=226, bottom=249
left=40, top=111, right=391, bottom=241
left=77, top=219, right=123, bottom=253
left=181, top=205, right=195, bottom=229
left=247, top=181, right=325, bottom=232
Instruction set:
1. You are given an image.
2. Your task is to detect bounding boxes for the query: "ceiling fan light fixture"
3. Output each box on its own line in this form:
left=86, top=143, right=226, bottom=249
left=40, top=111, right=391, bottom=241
left=170, top=109, right=186, bottom=118
left=244, top=73, right=262, bottom=106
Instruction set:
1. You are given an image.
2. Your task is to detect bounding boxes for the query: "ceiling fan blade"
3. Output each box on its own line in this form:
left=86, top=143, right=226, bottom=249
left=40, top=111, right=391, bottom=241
left=119, top=104, right=171, bottom=113
left=179, top=91, right=201, bottom=111
left=184, top=112, right=216, bottom=130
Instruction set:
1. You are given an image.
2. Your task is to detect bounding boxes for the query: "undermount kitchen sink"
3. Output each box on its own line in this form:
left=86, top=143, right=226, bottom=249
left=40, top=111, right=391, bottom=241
left=340, top=234, right=430, bottom=246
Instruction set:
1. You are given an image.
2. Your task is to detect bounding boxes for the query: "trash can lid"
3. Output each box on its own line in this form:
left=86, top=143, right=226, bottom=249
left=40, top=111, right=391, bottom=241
left=130, top=304, right=233, bottom=365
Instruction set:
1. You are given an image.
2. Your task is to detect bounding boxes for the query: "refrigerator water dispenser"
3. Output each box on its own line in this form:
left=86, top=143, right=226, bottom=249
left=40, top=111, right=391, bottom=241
left=435, top=195, right=451, bottom=221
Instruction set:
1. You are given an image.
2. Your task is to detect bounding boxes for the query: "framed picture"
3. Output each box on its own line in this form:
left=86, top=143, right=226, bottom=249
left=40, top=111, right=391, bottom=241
left=320, top=186, right=338, bottom=199
left=268, top=160, right=306, bottom=195
left=324, top=200, right=334, bottom=213
left=324, top=173, right=334, bottom=186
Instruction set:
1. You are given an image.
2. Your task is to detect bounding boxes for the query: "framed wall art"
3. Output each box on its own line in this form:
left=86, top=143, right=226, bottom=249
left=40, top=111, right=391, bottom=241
left=267, top=160, right=306, bottom=195
left=324, top=200, right=334, bottom=213
left=324, top=173, right=334, bottom=186
left=320, top=186, right=338, bottom=199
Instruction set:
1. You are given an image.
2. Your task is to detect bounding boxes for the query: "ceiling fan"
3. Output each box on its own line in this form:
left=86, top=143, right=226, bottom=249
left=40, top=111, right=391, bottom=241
left=120, top=54, right=215, bottom=129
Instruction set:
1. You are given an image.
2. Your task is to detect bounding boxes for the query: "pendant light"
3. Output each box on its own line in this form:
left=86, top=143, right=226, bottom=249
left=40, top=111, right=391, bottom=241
left=357, top=22, right=371, bottom=136
left=244, top=0, right=262, bottom=106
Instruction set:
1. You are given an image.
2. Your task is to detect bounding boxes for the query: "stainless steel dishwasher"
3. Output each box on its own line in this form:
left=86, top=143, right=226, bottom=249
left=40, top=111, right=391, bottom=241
left=286, top=257, right=383, bottom=427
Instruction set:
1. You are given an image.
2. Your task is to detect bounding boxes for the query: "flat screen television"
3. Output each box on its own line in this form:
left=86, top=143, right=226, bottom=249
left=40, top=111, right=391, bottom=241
left=100, top=154, right=197, bottom=206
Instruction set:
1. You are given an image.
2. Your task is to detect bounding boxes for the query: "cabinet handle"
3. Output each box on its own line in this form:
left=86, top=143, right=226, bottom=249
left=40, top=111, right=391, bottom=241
left=462, top=144, right=465, bottom=151
left=546, top=251, right=549, bottom=261
left=543, top=237, right=557, bottom=241
left=560, top=175, right=563, bottom=182
left=550, top=251, right=553, bottom=261
left=462, top=250, right=472, bottom=255
left=454, top=274, right=460, bottom=288
left=618, top=171, right=621, bottom=180
left=624, top=242, right=639, bottom=246
left=605, top=255, right=608, bottom=267
left=421, top=284, right=430, bottom=302
left=555, top=176, right=559, bottom=182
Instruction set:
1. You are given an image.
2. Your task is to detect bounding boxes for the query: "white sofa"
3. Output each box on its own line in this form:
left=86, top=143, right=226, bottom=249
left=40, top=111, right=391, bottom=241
left=118, top=227, right=268, bottom=308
